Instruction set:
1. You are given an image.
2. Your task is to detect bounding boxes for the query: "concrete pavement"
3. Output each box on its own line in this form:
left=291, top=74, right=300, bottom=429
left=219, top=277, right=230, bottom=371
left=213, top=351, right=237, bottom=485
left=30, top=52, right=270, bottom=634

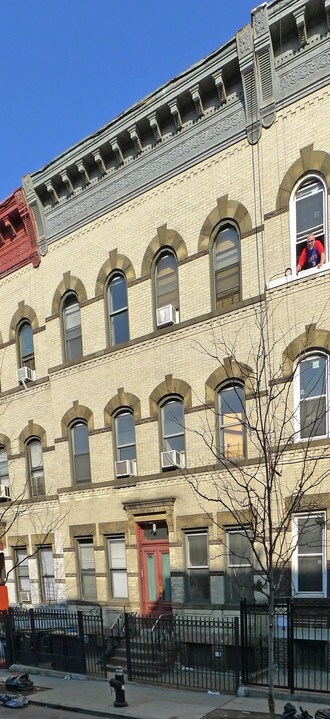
left=1, top=669, right=330, bottom=719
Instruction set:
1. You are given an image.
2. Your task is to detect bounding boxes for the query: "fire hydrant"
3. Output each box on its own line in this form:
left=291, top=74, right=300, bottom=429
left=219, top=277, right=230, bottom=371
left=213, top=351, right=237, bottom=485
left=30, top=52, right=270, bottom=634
left=109, top=667, right=128, bottom=707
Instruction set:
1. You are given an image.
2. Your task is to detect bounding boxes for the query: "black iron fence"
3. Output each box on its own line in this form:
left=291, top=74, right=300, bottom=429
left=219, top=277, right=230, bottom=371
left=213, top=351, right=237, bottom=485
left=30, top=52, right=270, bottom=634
left=241, top=598, right=330, bottom=694
left=2, top=606, right=106, bottom=677
left=124, top=613, right=240, bottom=693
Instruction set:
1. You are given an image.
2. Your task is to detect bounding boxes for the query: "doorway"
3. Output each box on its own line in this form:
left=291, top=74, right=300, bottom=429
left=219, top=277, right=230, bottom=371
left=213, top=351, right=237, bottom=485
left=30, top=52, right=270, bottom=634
left=137, top=521, right=171, bottom=616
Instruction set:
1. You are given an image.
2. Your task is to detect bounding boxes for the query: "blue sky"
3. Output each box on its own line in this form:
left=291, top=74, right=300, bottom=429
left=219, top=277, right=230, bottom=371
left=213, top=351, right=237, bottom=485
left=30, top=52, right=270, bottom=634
left=1, top=0, right=255, bottom=200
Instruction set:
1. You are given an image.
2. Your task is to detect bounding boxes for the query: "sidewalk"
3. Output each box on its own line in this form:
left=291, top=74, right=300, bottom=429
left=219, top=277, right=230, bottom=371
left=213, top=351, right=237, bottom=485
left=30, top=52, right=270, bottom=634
left=1, top=669, right=329, bottom=719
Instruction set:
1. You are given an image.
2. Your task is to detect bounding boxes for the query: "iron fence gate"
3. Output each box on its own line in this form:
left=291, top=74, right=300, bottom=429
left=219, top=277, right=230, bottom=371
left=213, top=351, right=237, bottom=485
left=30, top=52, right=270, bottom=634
left=241, top=598, right=330, bottom=694
left=124, top=613, right=240, bottom=693
left=3, top=607, right=106, bottom=677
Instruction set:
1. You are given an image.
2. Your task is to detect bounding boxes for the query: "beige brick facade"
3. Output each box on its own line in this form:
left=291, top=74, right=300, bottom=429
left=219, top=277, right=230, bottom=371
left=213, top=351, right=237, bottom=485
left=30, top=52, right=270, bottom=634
left=0, top=0, right=329, bottom=616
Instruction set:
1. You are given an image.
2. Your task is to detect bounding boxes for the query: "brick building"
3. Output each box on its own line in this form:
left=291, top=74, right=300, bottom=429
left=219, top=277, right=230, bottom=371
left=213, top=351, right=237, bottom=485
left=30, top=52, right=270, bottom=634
left=0, top=0, right=329, bottom=622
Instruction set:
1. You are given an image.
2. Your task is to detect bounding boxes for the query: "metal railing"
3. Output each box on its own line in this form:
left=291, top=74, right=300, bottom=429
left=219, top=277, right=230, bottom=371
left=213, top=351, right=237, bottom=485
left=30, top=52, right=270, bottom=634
left=125, top=612, right=240, bottom=693
left=241, top=598, right=330, bottom=694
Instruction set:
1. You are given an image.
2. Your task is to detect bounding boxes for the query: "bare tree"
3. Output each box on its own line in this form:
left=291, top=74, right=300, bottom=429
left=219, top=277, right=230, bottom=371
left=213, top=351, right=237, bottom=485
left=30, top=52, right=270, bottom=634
left=185, top=298, right=330, bottom=719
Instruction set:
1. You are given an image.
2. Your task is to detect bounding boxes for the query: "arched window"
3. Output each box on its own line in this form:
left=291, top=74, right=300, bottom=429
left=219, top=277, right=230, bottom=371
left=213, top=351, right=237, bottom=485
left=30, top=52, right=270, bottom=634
left=160, top=397, right=185, bottom=469
left=213, top=223, right=240, bottom=309
left=218, top=383, right=245, bottom=460
left=0, top=446, right=10, bottom=500
left=292, top=175, right=327, bottom=273
left=18, top=321, right=35, bottom=370
left=71, top=421, right=91, bottom=484
left=296, top=353, right=328, bottom=440
left=107, top=273, right=129, bottom=346
left=26, top=438, right=45, bottom=496
left=155, top=250, right=179, bottom=326
left=62, top=293, right=83, bottom=362
left=114, top=410, right=137, bottom=478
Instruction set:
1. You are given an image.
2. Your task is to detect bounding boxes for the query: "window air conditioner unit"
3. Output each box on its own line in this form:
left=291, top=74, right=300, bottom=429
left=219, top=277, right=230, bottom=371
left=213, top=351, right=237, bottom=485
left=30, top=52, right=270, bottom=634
left=161, top=450, right=185, bottom=469
left=17, top=367, right=36, bottom=383
left=0, top=486, right=10, bottom=501
left=19, top=590, right=31, bottom=604
left=156, top=305, right=177, bottom=328
left=115, top=459, right=137, bottom=478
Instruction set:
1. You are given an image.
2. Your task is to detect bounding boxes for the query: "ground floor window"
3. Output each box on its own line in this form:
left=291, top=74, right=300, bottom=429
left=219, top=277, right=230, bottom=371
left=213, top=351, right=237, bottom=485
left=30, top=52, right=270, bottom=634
left=77, top=538, right=97, bottom=600
left=15, top=547, right=31, bottom=603
left=107, top=536, right=128, bottom=599
left=38, top=546, right=56, bottom=603
left=226, top=529, right=253, bottom=603
left=185, top=530, right=210, bottom=602
left=292, top=513, right=326, bottom=597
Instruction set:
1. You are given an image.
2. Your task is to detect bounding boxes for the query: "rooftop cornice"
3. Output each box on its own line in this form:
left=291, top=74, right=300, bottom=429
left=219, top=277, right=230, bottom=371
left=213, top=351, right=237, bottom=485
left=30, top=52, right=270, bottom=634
left=21, top=0, right=328, bottom=247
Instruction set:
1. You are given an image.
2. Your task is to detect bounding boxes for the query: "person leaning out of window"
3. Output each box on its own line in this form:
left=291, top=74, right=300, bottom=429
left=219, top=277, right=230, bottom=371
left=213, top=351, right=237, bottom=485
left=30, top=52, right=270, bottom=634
left=296, top=233, right=325, bottom=273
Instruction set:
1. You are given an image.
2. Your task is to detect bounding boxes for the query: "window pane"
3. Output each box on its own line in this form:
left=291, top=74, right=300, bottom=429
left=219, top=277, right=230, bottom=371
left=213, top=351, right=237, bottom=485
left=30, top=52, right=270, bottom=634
left=163, top=435, right=185, bottom=452
left=227, top=566, right=254, bottom=602
left=40, top=547, right=54, bottom=574
left=163, top=400, right=184, bottom=436
left=147, top=554, right=156, bottom=601
left=29, top=440, right=43, bottom=470
left=298, top=556, right=323, bottom=592
left=162, top=553, right=171, bottom=602
left=300, top=356, right=326, bottom=399
left=214, top=226, right=239, bottom=270
left=109, top=275, right=127, bottom=313
left=189, top=569, right=209, bottom=600
left=229, top=532, right=252, bottom=566
left=109, top=539, right=126, bottom=569
left=112, top=571, right=128, bottom=598
left=156, top=253, right=178, bottom=309
left=300, top=397, right=326, bottom=438
left=80, top=543, right=95, bottom=569
left=81, top=573, right=97, bottom=598
left=75, top=453, right=91, bottom=483
left=220, top=386, right=244, bottom=416
left=0, top=447, right=8, bottom=479
left=297, top=517, right=323, bottom=553
left=20, top=323, right=34, bottom=358
left=67, top=334, right=83, bottom=361
left=187, top=534, right=208, bottom=567
left=110, top=312, right=129, bottom=345
left=296, top=181, right=324, bottom=239
left=116, top=413, right=135, bottom=447
left=73, top=424, right=89, bottom=454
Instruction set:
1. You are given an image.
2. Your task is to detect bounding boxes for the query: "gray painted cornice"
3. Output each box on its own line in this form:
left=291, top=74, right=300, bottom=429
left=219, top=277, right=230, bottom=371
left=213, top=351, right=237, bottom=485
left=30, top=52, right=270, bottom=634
left=22, top=0, right=330, bottom=247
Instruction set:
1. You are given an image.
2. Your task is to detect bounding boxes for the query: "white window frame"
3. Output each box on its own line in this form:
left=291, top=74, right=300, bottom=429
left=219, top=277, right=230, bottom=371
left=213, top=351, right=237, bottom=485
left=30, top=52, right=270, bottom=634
left=290, top=173, right=328, bottom=278
left=185, top=529, right=210, bottom=602
left=293, top=353, right=329, bottom=442
left=161, top=398, right=185, bottom=454
left=292, top=513, right=327, bottom=598
left=107, top=535, right=128, bottom=599
left=218, top=382, right=245, bottom=460
left=226, top=528, right=253, bottom=603
left=115, top=410, right=136, bottom=461
left=38, top=546, right=56, bottom=603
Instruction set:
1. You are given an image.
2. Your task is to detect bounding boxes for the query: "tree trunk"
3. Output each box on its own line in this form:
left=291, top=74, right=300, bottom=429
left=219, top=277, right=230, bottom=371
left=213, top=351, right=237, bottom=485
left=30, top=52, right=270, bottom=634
left=268, top=583, right=275, bottom=719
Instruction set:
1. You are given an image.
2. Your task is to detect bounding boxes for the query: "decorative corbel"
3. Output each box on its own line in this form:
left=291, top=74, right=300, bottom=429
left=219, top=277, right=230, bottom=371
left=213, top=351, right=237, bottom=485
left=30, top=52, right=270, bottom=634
left=128, top=126, right=142, bottom=155
left=76, top=160, right=91, bottom=187
left=213, top=70, right=227, bottom=106
left=148, top=113, right=162, bottom=143
left=93, top=151, right=107, bottom=176
left=110, top=139, right=124, bottom=166
left=4, top=218, right=16, bottom=239
left=168, top=99, right=183, bottom=131
left=325, top=0, right=330, bottom=30
left=46, top=181, right=59, bottom=205
left=293, top=7, right=307, bottom=48
left=0, top=225, right=5, bottom=244
left=191, top=86, right=204, bottom=119
left=60, top=170, right=74, bottom=197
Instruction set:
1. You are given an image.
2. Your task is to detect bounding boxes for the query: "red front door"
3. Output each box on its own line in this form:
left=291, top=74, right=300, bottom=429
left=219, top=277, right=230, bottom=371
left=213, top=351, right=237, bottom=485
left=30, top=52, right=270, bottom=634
left=137, top=522, right=172, bottom=616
